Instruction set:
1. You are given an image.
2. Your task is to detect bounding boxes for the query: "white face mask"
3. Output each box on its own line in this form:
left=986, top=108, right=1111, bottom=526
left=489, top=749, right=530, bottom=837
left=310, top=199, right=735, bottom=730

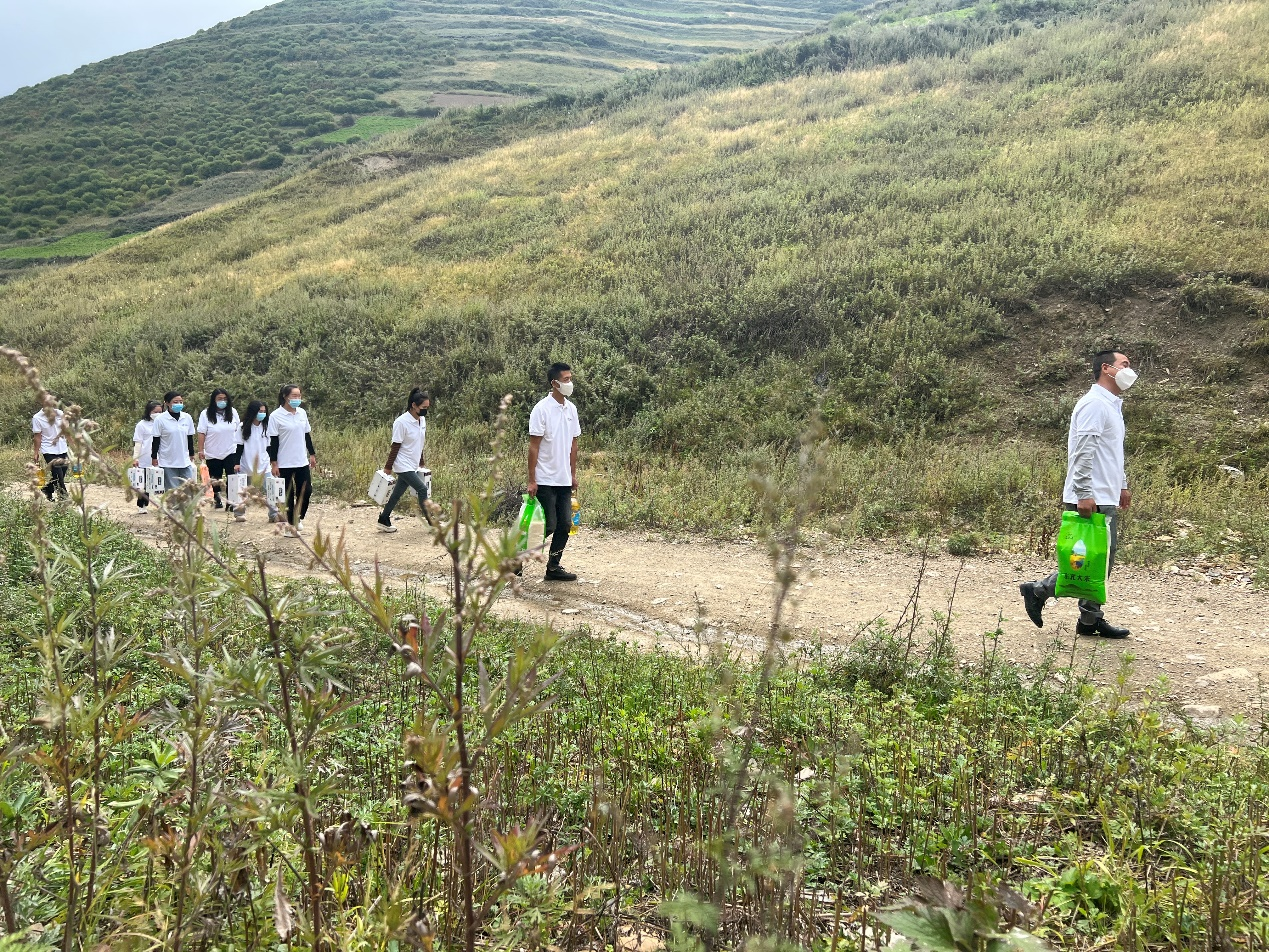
left=556, top=380, right=574, bottom=398
left=150, top=411, right=162, bottom=420
left=1113, top=367, right=1138, bottom=392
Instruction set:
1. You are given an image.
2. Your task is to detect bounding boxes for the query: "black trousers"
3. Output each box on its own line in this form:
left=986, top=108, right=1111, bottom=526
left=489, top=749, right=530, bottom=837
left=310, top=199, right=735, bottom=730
left=278, top=465, right=312, bottom=525
left=42, top=453, right=69, bottom=498
left=535, top=485, right=572, bottom=565
left=206, top=454, right=238, bottom=504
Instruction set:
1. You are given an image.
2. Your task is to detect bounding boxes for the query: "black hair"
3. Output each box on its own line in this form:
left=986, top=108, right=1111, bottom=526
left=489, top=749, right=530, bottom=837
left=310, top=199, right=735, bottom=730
left=277, top=383, right=299, bottom=407
left=141, top=399, right=162, bottom=423
left=1091, top=350, right=1120, bottom=381
left=243, top=399, right=267, bottom=442
left=206, top=388, right=233, bottom=424
left=408, top=388, right=430, bottom=410
left=547, top=362, right=572, bottom=385
left=163, top=390, right=182, bottom=405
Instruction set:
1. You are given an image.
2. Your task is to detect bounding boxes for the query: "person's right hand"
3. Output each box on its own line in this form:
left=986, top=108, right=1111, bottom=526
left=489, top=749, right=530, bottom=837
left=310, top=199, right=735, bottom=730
left=527, top=480, right=537, bottom=496
left=1076, top=497, right=1096, bottom=518
left=151, top=458, right=159, bottom=468
left=271, top=462, right=280, bottom=478
left=384, top=466, right=392, bottom=476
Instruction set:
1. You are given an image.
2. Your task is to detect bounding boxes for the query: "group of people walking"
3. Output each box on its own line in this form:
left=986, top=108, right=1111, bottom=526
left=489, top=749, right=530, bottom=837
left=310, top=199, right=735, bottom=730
left=31, top=361, right=584, bottom=581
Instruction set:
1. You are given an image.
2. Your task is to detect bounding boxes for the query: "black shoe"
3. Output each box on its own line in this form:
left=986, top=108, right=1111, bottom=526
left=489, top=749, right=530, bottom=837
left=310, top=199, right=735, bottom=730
left=1076, top=618, right=1130, bottom=639
left=213, top=499, right=224, bottom=510
left=377, top=516, right=398, bottom=533
left=544, top=565, right=577, bottom=582
left=1019, top=582, right=1045, bottom=629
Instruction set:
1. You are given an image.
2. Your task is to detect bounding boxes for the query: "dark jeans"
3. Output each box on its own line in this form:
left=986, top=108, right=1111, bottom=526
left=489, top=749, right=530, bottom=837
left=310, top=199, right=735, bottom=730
left=42, top=453, right=69, bottom=499
left=206, top=454, right=237, bottom=505
left=279, top=465, right=312, bottom=525
left=380, top=469, right=429, bottom=521
left=536, top=485, right=572, bottom=566
left=1035, top=503, right=1119, bottom=623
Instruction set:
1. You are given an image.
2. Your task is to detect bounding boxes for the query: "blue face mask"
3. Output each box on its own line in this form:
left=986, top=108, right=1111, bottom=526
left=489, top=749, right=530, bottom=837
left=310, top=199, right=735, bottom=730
left=170, top=403, right=184, bottom=414
left=289, top=398, right=302, bottom=409
left=216, top=400, right=227, bottom=410
left=256, top=411, right=267, bottom=422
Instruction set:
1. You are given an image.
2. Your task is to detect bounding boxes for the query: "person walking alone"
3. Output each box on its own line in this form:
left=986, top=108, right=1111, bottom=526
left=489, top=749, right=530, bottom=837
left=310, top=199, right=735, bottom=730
left=236, top=399, right=279, bottom=523
left=528, top=362, right=581, bottom=581
left=1020, top=350, right=1137, bottom=639
left=196, top=388, right=241, bottom=510
left=267, top=383, right=316, bottom=535
left=31, top=401, right=69, bottom=501
left=151, top=391, right=197, bottom=493
left=131, top=399, right=162, bottom=512
left=377, top=388, right=432, bottom=533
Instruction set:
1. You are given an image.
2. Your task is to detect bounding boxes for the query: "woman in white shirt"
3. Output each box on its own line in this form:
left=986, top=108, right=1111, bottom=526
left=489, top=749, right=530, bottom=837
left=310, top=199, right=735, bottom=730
left=196, top=388, right=241, bottom=510
left=150, top=391, right=197, bottom=492
left=266, top=383, right=317, bottom=535
left=130, top=400, right=162, bottom=512
left=235, top=399, right=279, bottom=524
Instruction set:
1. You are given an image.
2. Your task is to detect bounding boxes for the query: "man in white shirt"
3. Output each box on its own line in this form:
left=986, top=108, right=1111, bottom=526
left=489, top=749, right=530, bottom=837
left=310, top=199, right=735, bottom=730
left=31, top=402, right=69, bottom=500
left=377, top=388, right=431, bottom=532
left=528, top=362, right=581, bottom=581
left=1020, top=350, right=1138, bottom=639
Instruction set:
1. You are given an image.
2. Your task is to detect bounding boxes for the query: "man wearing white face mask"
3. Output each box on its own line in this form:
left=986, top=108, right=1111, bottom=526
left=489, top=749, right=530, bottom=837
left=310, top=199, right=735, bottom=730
left=1020, top=350, right=1137, bottom=638
left=528, top=362, right=581, bottom=581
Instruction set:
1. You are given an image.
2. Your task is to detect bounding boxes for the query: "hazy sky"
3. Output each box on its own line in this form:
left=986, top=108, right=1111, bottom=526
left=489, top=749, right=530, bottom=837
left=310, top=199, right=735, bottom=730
left=0, top=0, right=283, bottom=97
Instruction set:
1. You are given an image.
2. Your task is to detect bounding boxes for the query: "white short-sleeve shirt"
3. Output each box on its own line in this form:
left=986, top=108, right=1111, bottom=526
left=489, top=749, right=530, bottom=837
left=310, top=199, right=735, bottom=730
left=1062, top=385, right=1127, bottom=506
left=240, top=421, right=271, bottom=474
left=131, top=418, right=154, bottom=461
left=153, top=410, right=194, bottom=468
left=529, top=394, right=581, bottom=486
left=197, top=408, right=241, bottom=461
left=266, top=406, right=311, bottom=469
left=32, top=409, right=68, bottom=455
left=390, top=411, right=426, bottom=474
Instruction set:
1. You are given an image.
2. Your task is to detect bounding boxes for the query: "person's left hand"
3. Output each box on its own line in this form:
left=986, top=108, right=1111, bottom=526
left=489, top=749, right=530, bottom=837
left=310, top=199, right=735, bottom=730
left=1119, top=488, right=1132, bottom=511
left=309, top=454, right=317, bottom=468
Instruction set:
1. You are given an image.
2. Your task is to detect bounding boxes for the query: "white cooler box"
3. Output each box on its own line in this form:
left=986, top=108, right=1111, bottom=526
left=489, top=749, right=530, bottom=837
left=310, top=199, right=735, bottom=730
left=127, top=467, right=146, bottom=492
left=368, top=470, right=395, bottom=505
left=264, top=474, right=288, bottom=507
left=420, top=468, right=432, bottom=499
left=225, top=473, right=249, bottom=507
left=144, top=467, right=165, bottom=496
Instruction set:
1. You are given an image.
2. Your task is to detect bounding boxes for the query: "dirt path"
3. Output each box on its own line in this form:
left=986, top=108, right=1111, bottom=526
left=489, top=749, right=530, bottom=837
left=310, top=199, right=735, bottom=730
left=77, top=483, right=1269, bottom=719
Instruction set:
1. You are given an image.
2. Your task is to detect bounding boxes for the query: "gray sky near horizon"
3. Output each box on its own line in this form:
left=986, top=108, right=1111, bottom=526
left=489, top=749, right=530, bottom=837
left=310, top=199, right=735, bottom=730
left=0, top=0, right=283, bottom=98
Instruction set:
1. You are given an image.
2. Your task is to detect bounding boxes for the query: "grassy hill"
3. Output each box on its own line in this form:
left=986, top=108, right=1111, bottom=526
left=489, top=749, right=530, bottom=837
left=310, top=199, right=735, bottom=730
left=0, top=0, right=849, bottom=252
left=2, top=0, right=1268, bottom=567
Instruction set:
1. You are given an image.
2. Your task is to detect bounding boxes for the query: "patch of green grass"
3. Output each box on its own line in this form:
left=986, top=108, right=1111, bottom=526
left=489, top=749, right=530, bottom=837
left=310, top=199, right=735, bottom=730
left=0, top=230, right=137, bottom=260
left=311, top=115, right=429, bottom=144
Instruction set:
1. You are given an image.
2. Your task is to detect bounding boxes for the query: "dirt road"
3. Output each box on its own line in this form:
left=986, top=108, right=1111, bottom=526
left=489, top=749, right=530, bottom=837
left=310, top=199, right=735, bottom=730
left=75, top=483, right=1269, bottom=719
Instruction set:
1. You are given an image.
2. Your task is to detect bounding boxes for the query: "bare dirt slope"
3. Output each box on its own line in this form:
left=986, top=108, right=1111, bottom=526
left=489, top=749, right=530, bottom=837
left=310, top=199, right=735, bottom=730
left=77, top=483, right=1269, bottom=719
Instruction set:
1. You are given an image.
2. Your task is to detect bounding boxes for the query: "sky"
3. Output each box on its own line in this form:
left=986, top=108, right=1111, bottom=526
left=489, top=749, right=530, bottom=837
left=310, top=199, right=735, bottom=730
left=0, top=0, right=283, bottom=98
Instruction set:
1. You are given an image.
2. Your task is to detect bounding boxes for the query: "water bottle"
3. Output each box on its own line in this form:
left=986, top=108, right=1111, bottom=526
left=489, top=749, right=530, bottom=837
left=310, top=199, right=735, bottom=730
left=570, top=497, right=580, bottom=535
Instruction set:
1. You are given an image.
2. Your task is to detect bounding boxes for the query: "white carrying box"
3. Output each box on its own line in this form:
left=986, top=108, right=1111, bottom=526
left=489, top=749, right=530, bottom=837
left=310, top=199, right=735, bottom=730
left=264, top=474, right=288, bottom=506
left=144, top=467, right=165, bottom=495
left=419, top=468, right=432, bottom=498
left=225, top=473, right=249, bottom=507
left=368, top=470, right=395, bottom=505
left=127, top=467, right=146, bottom=492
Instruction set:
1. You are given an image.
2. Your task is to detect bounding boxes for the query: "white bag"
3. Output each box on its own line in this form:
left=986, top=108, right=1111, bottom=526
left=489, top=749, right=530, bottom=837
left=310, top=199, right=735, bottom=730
left=368, top=470, right=395, bottom=505
left=144, top=467, right=165, bottom=496
left=264, top=474, right=288, bottom=506
left=420, top=468, right=432, bottom=499
left=225, top=473, right=249, bottom=507
left=127, top=467, right=146, bottom=491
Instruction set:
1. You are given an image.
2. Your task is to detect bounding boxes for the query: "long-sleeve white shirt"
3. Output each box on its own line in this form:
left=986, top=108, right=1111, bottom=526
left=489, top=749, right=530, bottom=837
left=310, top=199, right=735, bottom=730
left=1062, top=384, right=1127, bottom=506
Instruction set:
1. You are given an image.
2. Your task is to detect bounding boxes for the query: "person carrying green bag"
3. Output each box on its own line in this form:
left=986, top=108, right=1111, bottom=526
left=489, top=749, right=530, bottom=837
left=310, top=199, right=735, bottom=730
left=1020, top=350, right=1137, bottom=639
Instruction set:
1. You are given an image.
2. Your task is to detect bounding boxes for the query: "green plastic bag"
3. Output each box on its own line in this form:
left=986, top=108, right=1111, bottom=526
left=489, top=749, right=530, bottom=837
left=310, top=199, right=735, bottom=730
left=1054, top=510, right=1110, bottom=603
left=515, top=493, right=546, bottom=554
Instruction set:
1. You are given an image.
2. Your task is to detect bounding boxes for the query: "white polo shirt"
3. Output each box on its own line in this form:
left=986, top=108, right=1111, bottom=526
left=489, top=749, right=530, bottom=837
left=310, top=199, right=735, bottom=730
left=267, top=406, right=312, bottom=469
left=197, top=408, right=241, bottom=461
left=153, top=410, right=195, bottom=468
left=240, top=421, right=271, bottom=475
left=529, top=394, right=581, bottom=486
left=1062, top=384, right=1127, bottom=506
left=131, top=418, right=154, bottom=461
left=32, top=409, right=67, bottom=454
left=390, top=411, right=426, bottom=473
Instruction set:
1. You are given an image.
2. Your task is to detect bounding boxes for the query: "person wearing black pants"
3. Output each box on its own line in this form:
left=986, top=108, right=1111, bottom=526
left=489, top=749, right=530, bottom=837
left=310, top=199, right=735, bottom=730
left=31, top=404, right=70, bottom=501
left=197, top=388, right=242, bottom=510
left=267, top=383, right=317, bottom=536
left=527, top=362, right=582, bottom=581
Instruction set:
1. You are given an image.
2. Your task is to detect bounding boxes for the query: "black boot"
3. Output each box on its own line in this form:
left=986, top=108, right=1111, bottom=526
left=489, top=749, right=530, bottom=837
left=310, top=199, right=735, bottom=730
left=1076, top=618, right=1130, bottom=639
left=1019, top=582, right=1045, bottom=628
left=544, top=559, right=577, bottom=582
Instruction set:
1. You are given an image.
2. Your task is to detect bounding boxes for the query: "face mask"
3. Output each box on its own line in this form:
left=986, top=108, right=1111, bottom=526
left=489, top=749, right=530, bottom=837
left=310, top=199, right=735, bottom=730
left=556, top=380, right=574, bottom=398
left=1114, top=367, right=1138, bottom=392
left=150, top=411, right=162, bottom=421
left=170, top=404, right=184, bottom=414
left=216, top=400, right=227, bottom=410
left=289, top=398, right=302, bottom=409
left=256, top=411, right=267, bottom=422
